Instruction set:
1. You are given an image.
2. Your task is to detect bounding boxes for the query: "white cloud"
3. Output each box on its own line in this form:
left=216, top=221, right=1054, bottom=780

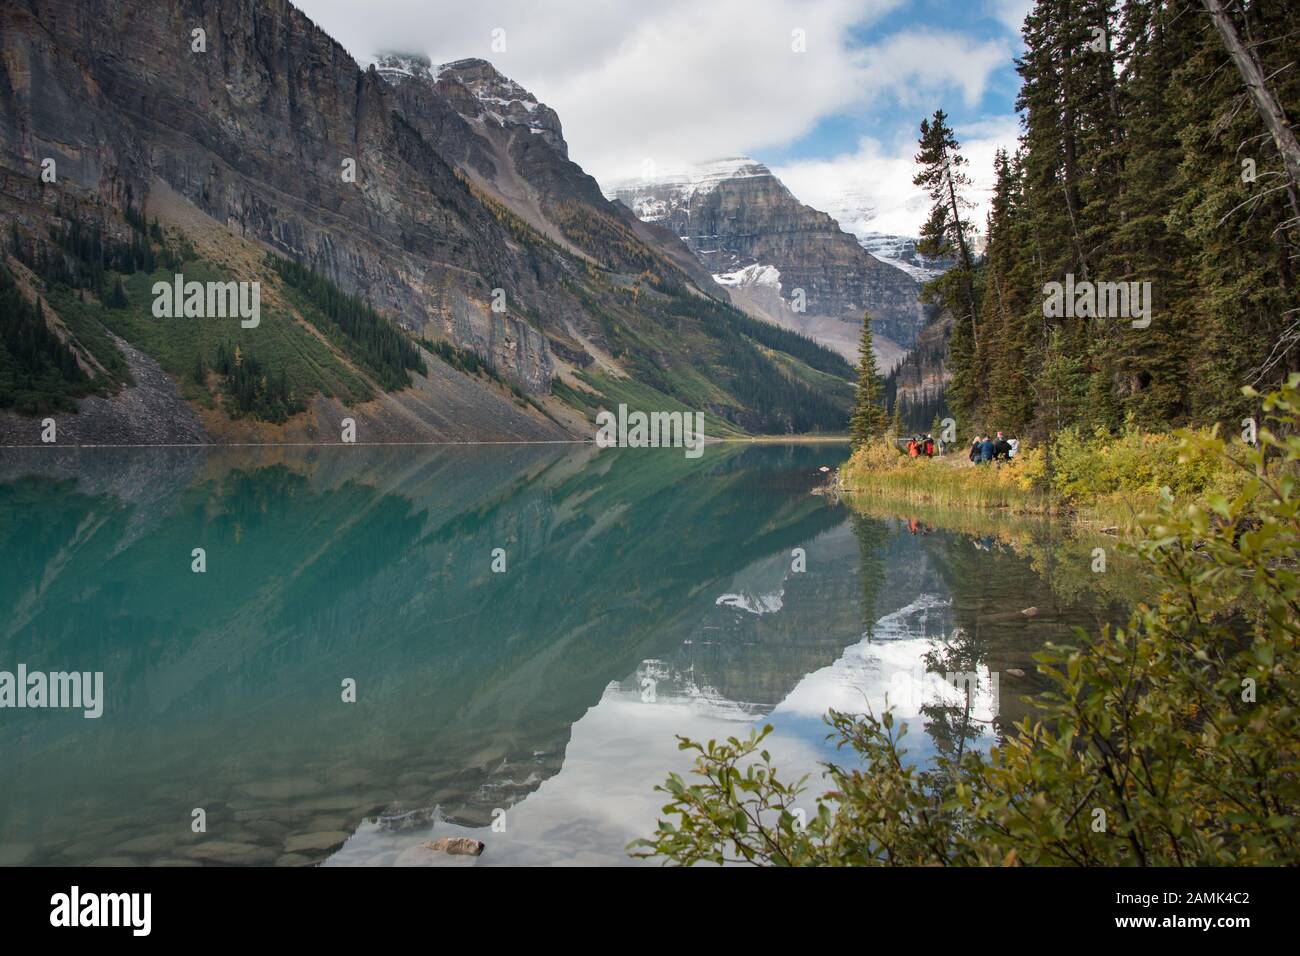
left=857, top=29, right=1011, bottom=111
left=291, top=0, right=1015, bottom=187
left=773, top=114, right=1021, bottom=237
left=988, top=0, right=1034, bottom=36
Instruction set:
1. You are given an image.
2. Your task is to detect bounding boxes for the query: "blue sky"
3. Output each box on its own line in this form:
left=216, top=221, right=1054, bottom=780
left=765, top=0, right=1025, bottom=166
left=295, top=0, right=1034, bottom=235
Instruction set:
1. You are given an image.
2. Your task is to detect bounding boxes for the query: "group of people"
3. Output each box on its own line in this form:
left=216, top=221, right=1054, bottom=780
left=969, top=431, right=1019, bottom=464
left=900, top=431, right=1020, bottom=463
left=906, top=434, right=938, bottom=458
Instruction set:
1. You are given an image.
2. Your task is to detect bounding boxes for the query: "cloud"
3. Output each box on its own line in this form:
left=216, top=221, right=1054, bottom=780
left=773, top=114, right=1021, bottom=237
left=857, top=29, right=1012, bottom=111
left=988, top=0, right=1034, bottom=36
left=291, top=0, right=1013, bottom=187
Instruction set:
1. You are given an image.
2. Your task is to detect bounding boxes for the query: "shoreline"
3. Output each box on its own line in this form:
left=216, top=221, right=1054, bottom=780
left=831, top=453, right=1154, bottom=534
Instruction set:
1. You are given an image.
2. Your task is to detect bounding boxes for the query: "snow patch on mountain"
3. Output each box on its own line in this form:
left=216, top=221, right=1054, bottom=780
left=602, top=157, right=768, bottom=210
left=771, top=181, right=949, bottom=282
left=712, top=264, right=781, bottom=291
left=372, top=52, right=433, bottom=85
left=715, top=590, right=785, bottom=615
left=856, top=233, right=948, bottom=282
left=373, top=53, right=565, bottom=153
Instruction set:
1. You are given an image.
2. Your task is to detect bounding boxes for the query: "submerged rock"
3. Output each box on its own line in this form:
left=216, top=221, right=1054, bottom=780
left=283, top=831, right=351, bottom=853
left=422, top=837, right=485, bottom=857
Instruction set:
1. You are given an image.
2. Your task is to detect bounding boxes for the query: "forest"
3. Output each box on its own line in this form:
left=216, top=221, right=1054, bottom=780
left=911, top=0, right=1299, bottom=440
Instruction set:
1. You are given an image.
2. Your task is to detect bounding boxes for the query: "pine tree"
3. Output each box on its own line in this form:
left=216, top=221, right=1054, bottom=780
left=850, top=312, right=888, bottom=447
left=914, top=110, right=981, bottom=422
left=920, top=0, right=1298, bottom=440
left=982, top=148, right=1036, bottom=433
left=105, top=276, right=128, bottom=309
left=1172, top=0, right=1300, bottom=423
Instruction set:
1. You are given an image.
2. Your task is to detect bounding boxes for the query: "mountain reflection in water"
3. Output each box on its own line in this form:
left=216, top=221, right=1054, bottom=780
left=0, top=443, right=1127, bottom=866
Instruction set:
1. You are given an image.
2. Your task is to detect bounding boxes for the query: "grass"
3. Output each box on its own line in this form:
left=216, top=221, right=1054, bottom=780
left=838, top=424, right=1258, bottom=532
left=840, top=442, right=1058, bottom=514
left=552, top=370, right=747, bottom=440
left=91, top=262, right=377, bottom=413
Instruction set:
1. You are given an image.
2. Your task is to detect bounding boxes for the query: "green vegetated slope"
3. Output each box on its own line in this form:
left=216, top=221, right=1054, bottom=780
left=553, top=371, right=745, bottom=440
left=476, top=186, right=858, bottom=436
left=7, top=207, right=406, bottom=424
left=0, top=262, right=113, bottom=414
left=5, top=194, right=854, bottom=436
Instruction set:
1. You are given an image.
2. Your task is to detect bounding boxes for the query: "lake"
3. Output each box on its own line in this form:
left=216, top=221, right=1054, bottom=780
left=0, top=443, right=1134, bottom=866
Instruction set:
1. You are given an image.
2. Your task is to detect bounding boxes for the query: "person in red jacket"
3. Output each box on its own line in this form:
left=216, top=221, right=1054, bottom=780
left=907, top=437, right=919, bottom=457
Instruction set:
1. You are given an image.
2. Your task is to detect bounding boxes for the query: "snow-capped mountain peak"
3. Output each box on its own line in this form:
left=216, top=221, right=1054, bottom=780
left=602, top=157, right=769, bottom=220
left=372, top=53, right=567, bottom=156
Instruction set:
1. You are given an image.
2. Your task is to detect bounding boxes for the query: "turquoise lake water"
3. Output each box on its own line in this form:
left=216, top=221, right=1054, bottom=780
left=0, top=443, right=1129, bottom=865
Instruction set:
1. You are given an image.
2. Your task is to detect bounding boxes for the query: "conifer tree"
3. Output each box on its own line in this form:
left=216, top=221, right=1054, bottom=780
left=850, top=312, right=888, bottom=448
left=914, top=110, right=981, bottom=422
left=918, top=0, right=1299, bottom=440
left=981, top=149, right=1035, bottom=433
left=106, top=276, right=128, bottom=309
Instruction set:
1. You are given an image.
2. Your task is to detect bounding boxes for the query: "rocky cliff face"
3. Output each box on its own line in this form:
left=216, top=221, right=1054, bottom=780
left=422, top=56, right=568, bottom=158
left=856, top=233, right=952, bottom=283
left=0, top=0, right=567, bottom=391
left=889, top=312, right=952, bottom=412
left=606, top=159, right=933, bottom=361
left=378, top=52, right=724, bottom=297
left=0, top=0, right=853, bottom=438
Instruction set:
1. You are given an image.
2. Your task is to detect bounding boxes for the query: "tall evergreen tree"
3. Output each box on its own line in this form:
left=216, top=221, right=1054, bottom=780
left=1172, top=0, right=1300, bottom=423
left=915, top=0, right=1299, bottom=442
left=981, top=149, right=1036, bottom=434
left=850, top=312, right=888, bottom=447
left=914, top=110, right=981, bottom=423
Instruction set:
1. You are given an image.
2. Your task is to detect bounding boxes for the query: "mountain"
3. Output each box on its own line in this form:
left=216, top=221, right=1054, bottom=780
left=372, top=53, right=729, bottom=303
left=885, top=313, right=952, bottom=432
left=605, top=158, right=934, bottom=370
left=774, top=180, right=956, bottom=281
left=855, top=233, right=950, bottom=283
left=0, top=1, right=854, bottom=443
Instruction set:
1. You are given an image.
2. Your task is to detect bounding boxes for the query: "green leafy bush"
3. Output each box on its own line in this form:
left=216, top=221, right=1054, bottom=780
left=634, top=377, right=1300, bottom=866
left=1048, top=418, right=1241, bottom=503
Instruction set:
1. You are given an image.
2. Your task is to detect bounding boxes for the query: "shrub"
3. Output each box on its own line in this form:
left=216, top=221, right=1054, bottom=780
left=839, top=440, right=1050, bottom=512
left=633, top=377, right=1300, bottom=866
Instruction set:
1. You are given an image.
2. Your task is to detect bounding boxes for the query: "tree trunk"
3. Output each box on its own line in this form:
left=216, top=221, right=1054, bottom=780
left=943, top=157, right=980, bottom=350
left=1201, top=0, right=1300, bottom=191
